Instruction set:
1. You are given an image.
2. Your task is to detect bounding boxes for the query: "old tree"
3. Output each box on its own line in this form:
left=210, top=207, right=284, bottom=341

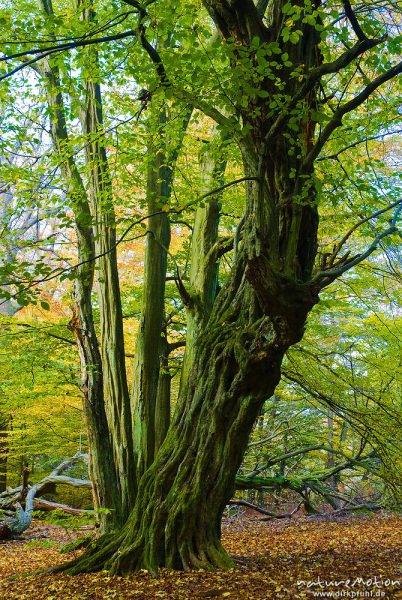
left=0, top=0, right=401, bottom=574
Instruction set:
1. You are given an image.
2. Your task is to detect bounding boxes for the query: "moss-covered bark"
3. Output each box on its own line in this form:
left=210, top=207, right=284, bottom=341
left=0, top=413, right=8, bottom=492
left=36, top=0, right=131, bottom=530
left=78, top=0, right=136, bottom=521
left=62, top=134, right=319, bottom=572
left=131, top=145, right=171, bottom=479
left=54, top=0, right=331, bottom=574
left=43, top=0, right=402, bottom=574
left=180, top=133, right=226, bottom=386
left=132, top=105, right=191, bottom=479
left=63, top=249, right=314, bottom=573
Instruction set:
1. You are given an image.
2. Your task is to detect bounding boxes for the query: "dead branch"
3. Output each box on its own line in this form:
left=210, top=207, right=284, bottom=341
left=0, top=452, right=91, bottom=538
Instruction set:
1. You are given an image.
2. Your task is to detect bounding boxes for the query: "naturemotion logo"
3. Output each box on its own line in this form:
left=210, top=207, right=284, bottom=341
left=296, top=575, right=400, bottom=598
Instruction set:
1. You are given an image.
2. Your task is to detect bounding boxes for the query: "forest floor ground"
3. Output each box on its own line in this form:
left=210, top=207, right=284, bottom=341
left=0, top=512, right=400, bottom=599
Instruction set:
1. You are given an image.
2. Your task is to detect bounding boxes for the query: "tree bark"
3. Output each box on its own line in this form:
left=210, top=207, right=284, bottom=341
left=326, top=411, right=340, bottom=508
left=60, top=140, right=319, bottom=574
left=180, top=132, right=226, bottom=386
left=78, top=0, right=136, bottom=521
left=131, top=117, right=172, bottom=479
left=36, top=0, right=124, bottom=530
left=57, top=0, right=322, bottom=573
left=0, top=413, right=8, bottom=492
left=131, top=104, right=191, bottom=478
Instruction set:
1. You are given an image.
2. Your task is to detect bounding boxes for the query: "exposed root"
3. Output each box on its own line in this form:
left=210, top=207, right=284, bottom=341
left=51, top=532, right=122, bottom=574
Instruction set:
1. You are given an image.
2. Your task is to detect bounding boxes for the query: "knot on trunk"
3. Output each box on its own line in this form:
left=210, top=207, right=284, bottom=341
left=245, top=255, right=319, bottom=343
left=233, top=318, right=283, bottom=399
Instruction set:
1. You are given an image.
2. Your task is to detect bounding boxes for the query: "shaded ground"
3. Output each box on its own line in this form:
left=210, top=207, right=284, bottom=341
left=0, top=512, right=400, bottom=598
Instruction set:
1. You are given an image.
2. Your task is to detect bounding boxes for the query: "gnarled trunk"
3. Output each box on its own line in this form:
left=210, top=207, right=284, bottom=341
left=61, top=133, right=319, bottom=572
left=40, top=0, right=402, bottom=575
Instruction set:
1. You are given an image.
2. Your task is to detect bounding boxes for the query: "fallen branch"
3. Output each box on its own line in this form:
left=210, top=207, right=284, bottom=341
left=228, top=499, right=303, bottom=519
left=329, top=502, right=383, bottom=515
left=33, top=498, right=91, bottom=516
left=0, top=452, right=91, bottom=538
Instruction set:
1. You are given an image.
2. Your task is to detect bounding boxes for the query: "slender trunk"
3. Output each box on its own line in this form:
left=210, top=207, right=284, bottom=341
left=0, top=413, right=8, bottom=492
left=67, top=304, right=123, bottom=528
left=327, top=411, right=336, bottom=478
left=154, top=330, right=171, bottom=453
left=35, top=0, right=122, bottom=529
left=131, top=141, right=171, bottom=480
left=326, top=411, right=340, bottom=508
left=279, top=430, right=288, bottom=477
left=180, top=135, right=226, bottom=385
left=0, top=179, right=22, bottom=316
left=73, top=0, right=135, bottom=519
left=132, top=105, right=191, bottom=478
left=81, top=76, right=135, bottom=519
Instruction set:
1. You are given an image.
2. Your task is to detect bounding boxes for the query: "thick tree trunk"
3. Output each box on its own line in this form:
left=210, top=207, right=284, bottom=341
left=46, top=0, right=402, bottom=575
left=61, top=144, right=319, bottom=573
left=62, top=285, right=303, bottom=574
left=60, top=41, right=321, bottom=567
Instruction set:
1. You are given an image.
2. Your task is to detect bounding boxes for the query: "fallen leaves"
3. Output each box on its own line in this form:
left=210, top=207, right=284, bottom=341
left=0, top=513, right=400, bottom=598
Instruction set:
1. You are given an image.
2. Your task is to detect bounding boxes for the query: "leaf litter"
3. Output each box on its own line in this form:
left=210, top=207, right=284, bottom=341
left=0, top=512, right=400, bottom=599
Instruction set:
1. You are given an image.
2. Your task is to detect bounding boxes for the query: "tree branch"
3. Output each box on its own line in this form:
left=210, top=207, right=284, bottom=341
left=0, top=30, right=137, bottom=82
left=0, top=452, right=90, bottom=536
left=17, top=322, right=76, bottom=346
left=245, top=444, right=355, bottom=477
left=317, top=129, right=402, bottom=162
left=0, top=177, right=258, bottom=307
left=314, top=202, right=401, bottom=288
left=325, top=198, right=402, bottom=269
left=304, top=60, right=402, bottom=168
left=227, top=499, right=302, bottom=519
left=263, top=37, right=386, bottom=145
left=342, top=0, right=368, bottom=41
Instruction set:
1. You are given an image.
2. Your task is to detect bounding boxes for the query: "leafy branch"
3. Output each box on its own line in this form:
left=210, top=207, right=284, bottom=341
left=313, top=201, right=402, bottom=288
left=0, top=177, right=258, bottom=306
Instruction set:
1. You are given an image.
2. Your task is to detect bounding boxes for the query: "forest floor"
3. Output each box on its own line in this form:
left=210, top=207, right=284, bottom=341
left=0, top=512, right=400, bottom=599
